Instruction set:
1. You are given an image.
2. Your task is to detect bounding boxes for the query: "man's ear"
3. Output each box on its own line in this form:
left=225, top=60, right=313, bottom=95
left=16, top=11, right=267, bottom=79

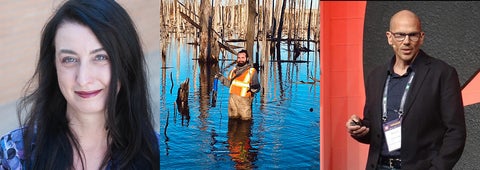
left=386, top=31, right=393, bottom=46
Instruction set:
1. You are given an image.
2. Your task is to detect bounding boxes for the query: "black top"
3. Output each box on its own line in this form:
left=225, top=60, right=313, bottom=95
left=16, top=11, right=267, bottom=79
left=380, top=57, right=415, bottom=157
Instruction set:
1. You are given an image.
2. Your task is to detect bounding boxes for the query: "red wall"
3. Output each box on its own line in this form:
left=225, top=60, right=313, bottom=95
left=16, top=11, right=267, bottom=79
left=320, top=2, right=368, bottom=170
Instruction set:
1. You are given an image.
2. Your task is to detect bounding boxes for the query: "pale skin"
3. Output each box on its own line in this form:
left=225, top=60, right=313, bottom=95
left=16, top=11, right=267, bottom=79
left=232, top=52, right=248, bottom=72
left=346, top=10, right=424, bottom=136
left=55, top=22, right=112, bottom=170
left=387, top=10, right=424, bottom=76
left=237, top=52, right=247, bottom=64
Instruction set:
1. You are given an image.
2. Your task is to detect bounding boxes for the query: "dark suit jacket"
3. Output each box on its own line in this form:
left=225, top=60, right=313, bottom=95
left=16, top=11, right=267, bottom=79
left=354, top=50, right=466, bottom=170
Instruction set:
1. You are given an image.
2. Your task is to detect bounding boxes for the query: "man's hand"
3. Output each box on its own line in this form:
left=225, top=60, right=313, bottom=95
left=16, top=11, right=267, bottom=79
left=250, top=84, right=260, bottom=93
left=216, top=73, right=231, bottom=86
left=346, top=114, right=369, bottom=137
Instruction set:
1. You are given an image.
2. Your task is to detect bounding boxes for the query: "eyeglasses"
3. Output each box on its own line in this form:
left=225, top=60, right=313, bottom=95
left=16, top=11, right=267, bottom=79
left=389, top=31, right=422, bottom=42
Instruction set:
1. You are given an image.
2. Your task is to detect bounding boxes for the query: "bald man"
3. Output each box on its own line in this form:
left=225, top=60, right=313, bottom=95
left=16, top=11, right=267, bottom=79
left=346, top=10, right=466, bottom=169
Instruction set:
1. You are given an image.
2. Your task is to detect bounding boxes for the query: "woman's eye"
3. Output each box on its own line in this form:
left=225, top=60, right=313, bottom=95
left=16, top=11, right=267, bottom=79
left=95, top=54, right=109, bottom=61
left=62, top=57, right=78, bottom=63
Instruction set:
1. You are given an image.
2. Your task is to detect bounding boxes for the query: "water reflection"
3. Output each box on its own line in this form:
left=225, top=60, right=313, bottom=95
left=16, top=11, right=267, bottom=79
left=159, top=34, right=320, bottom=169
left=227, top=119, right=257, bottom=169
left=197, top=63, right=219, bottom=116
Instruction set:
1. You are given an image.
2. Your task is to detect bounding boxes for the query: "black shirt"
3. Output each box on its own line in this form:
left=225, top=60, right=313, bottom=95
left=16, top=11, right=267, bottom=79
left=380, top=62, right=415, bottom=157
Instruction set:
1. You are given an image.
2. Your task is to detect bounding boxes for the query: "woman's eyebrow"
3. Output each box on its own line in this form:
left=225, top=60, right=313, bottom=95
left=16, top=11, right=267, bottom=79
left=58, top=48, right=104, bottom=55
left=59, top=49, right=77, bottom=55
left=90, top=48, right=105, bottom=54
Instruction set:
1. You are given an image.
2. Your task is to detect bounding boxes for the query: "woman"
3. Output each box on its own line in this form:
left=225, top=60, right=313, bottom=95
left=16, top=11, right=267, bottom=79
left=0, top=0, right=159, bottom=169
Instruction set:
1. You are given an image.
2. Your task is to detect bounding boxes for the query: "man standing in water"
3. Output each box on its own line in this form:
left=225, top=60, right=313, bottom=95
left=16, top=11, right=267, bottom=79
left=217, top=49, right=260, bottom=120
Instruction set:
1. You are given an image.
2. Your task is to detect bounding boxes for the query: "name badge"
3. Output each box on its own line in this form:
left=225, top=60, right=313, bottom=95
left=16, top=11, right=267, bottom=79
left=383, top=118, right=402, bottom=152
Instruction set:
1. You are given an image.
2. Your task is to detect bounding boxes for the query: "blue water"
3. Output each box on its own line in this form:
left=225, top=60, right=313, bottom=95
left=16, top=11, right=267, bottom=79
left=159, top=36, right=320, bottom=169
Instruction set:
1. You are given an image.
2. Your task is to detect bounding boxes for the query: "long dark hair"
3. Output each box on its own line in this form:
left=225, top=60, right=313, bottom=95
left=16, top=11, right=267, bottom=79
left=18, top=0, right=159, bottom=169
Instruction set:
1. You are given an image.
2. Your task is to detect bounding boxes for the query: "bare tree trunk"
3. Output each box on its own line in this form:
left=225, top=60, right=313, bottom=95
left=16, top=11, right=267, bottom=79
left=160, top=0, right=169, bottom=41
left=270, top=0, right=279, bottom=59
left=229, top=0, right=235, bottom=34
left=199, top=0, right=211, bottom=62
left=221, top=5, right=225, bottom=43
left=255, top=0, right=260, bottom=65
left=160, top=0, right=168, bottom=89
left=287, top=0, right=294, bottom=60
left=307, top=0, right=313, bottom=61
left=245, top=0, right=256, bottom=61
left=210, top=0, right=220, bottom=62
left=160, top=0, right=165, bottom=33
left=263, top=0, right=271, bottom=59
left=276, top=0, right=287, bottom=61
left=270, top=0, right=276, bottom=38
left=199, top=0, right=219, bottom=63
left=174, top=0, right=180, bottom=34
left=214, top=0, right=221, bottom=31
left=261, top=0, right=271, bottom=102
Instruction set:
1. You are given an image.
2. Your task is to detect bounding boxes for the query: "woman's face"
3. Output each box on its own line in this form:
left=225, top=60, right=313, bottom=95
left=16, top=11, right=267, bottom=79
left=54, top=22, right=111, bottom=116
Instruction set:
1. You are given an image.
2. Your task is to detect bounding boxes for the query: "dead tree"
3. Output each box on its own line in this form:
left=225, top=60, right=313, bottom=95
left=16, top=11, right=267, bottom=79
left=199, top=0, right=218, bottom=63
left=245, top=0, right=256, bottom=61
left=176, top=78, right=190, bottom=125
left=276, top=0, right=287, bottom=60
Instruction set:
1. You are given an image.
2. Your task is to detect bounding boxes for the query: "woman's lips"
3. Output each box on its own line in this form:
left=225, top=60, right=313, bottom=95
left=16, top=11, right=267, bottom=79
left=75, top=89, right=102, bottom=98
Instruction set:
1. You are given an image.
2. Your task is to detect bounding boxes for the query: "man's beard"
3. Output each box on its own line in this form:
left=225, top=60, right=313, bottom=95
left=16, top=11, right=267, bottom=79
left=237, top=61, right=247, bottom=67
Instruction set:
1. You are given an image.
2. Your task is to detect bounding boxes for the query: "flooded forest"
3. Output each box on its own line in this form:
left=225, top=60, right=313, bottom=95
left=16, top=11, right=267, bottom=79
left=160, top=0, right=319, bottom=63
left=159, top=0, right=321, bottom=169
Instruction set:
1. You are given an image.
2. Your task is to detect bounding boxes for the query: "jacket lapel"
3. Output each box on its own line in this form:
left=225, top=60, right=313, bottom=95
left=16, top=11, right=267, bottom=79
left=403, top=50, right=431, bottom=118
left=374, top=64, right=389, bottom=123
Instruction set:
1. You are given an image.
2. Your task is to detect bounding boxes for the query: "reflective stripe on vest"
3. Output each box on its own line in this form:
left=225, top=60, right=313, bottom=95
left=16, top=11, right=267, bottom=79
left=228, top=68, right=255, bottom=97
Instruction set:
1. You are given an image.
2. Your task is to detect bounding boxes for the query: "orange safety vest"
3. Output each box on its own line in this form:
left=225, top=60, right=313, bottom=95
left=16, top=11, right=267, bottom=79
left=228, top=67, right=256, bottom=97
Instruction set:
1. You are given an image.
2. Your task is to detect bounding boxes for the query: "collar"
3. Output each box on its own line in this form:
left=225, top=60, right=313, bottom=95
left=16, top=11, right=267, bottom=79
left=387, top=51, right=421, bottom=77
left=234, top=63, right=251, bottom=73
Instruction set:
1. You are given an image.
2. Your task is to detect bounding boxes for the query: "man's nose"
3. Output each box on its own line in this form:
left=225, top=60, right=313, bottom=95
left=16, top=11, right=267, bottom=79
left=403, top=35, right=411, bottom=44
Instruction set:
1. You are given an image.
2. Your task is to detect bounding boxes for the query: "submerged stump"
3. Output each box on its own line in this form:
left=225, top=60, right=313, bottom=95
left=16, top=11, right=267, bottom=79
left=176, top=78, right=190, bottom=124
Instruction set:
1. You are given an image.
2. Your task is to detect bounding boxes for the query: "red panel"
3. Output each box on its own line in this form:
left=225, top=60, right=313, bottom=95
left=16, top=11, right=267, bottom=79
left=320, top=2, right=368, bottom=170
left=462, top=70, right=480, bottom=106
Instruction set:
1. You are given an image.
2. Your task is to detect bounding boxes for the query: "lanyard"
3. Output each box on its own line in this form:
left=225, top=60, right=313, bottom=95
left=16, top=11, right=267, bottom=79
left=382, top=72, right=415, bottom=122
